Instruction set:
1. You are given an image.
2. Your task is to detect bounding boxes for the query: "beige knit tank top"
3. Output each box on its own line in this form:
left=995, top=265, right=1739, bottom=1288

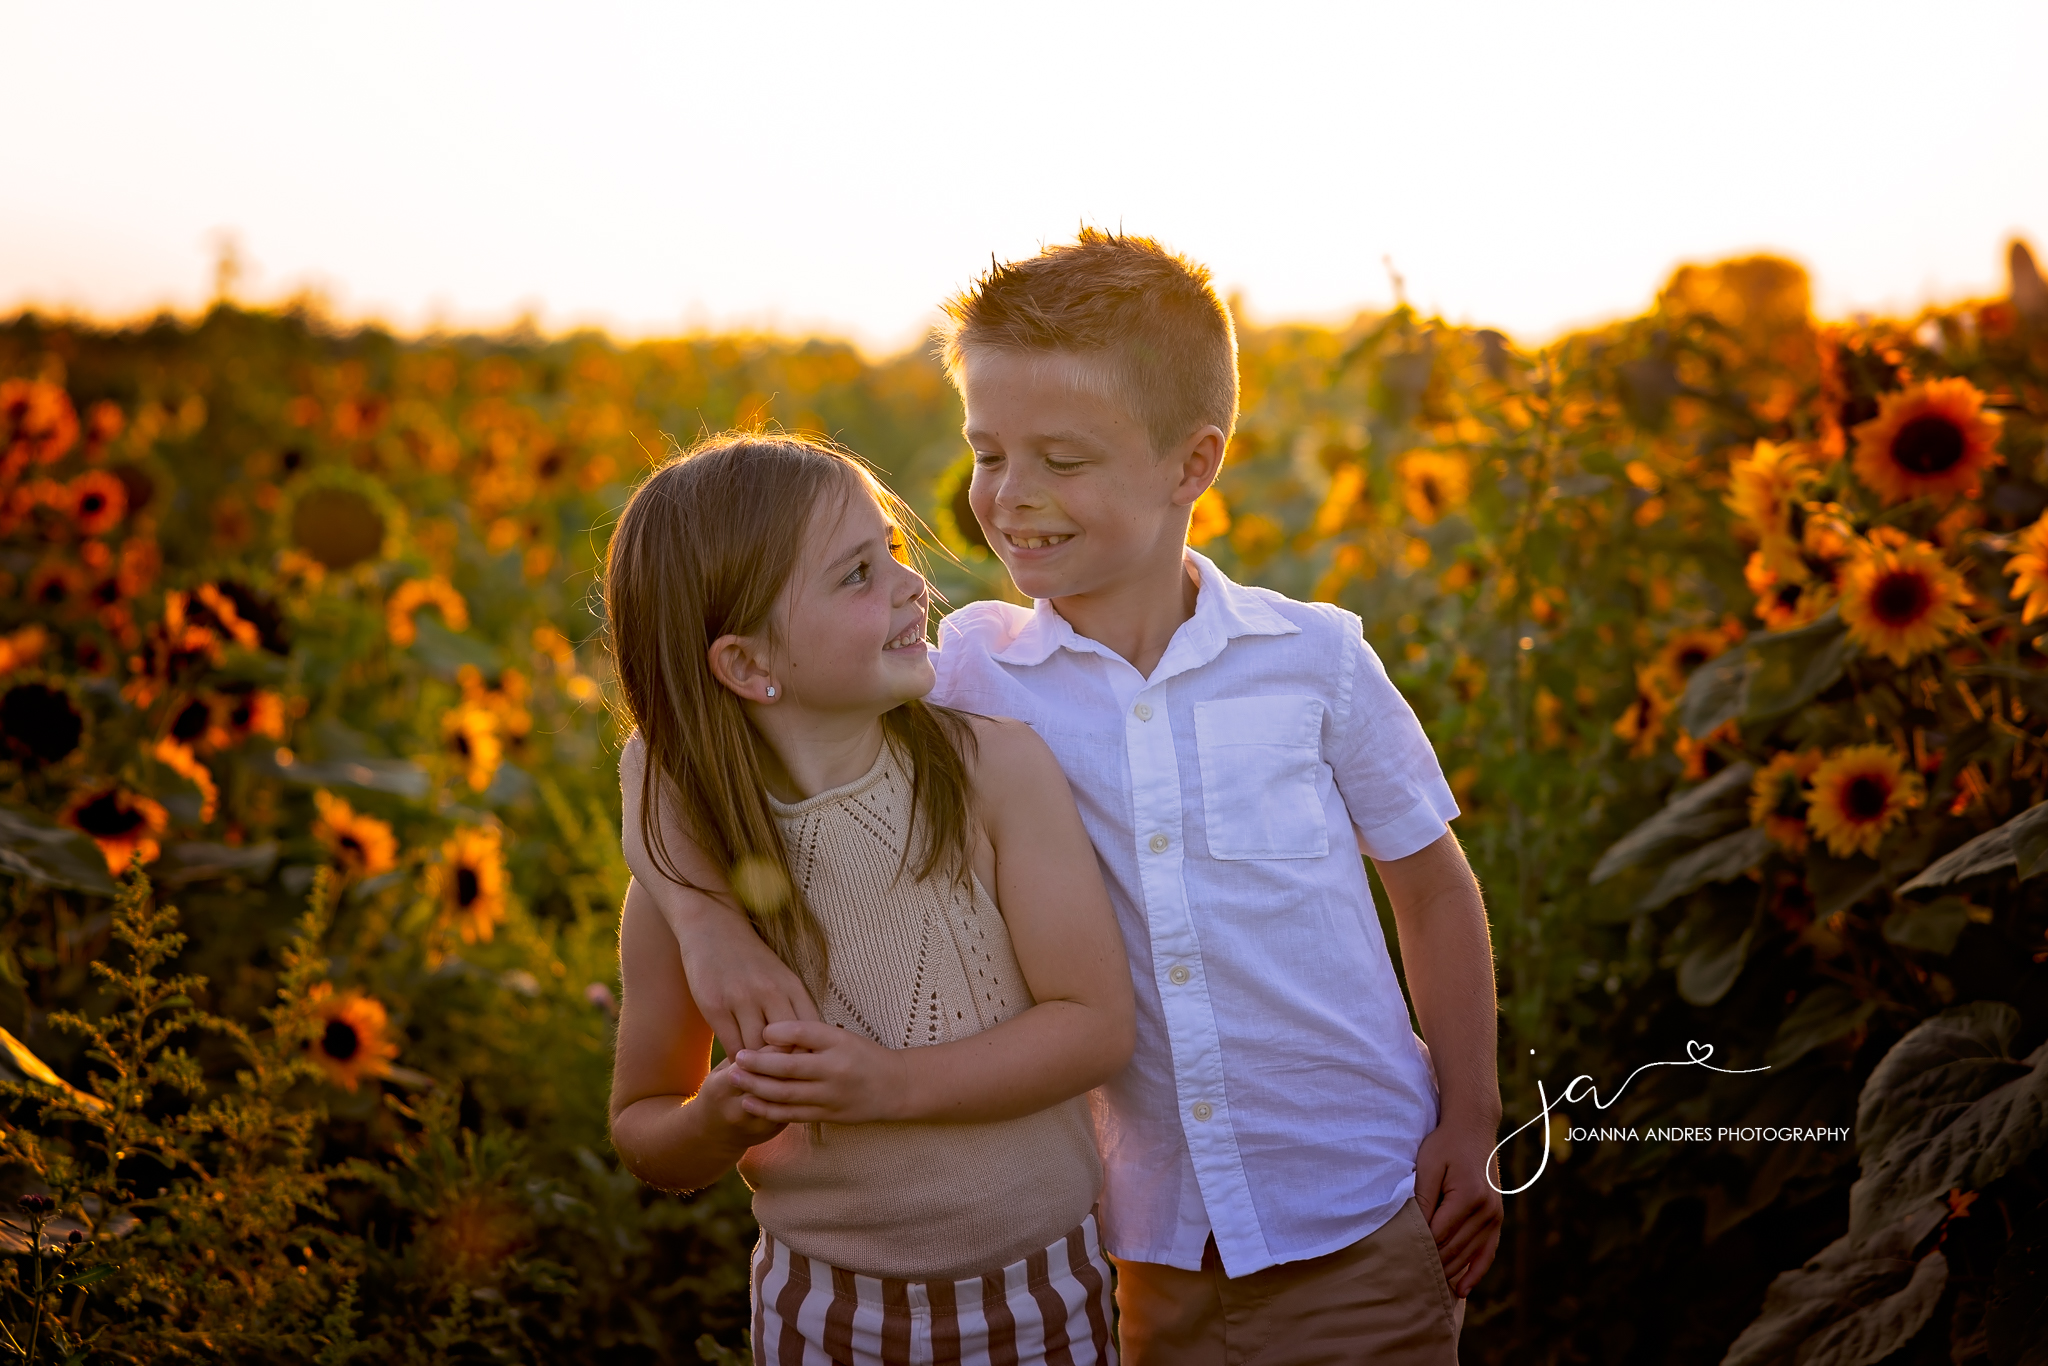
left=735, top=740, right=1101, bottom=1281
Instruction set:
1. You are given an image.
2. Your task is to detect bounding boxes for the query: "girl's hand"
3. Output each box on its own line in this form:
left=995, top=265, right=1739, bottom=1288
left=730, top=1021, right=909, bottom=1125
left=698, top=1058, right=789, bottom=1148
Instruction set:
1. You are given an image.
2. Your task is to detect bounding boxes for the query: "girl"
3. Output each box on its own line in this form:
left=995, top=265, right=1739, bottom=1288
left=605, top=434, right=1133, bottom=1366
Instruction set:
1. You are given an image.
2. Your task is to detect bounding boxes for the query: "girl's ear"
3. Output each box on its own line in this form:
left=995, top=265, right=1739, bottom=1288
left=707, top=634, right=777, bottom=704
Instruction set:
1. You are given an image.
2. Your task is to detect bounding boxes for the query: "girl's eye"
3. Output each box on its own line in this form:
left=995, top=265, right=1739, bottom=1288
left=842, top=561, right=869, bottom=586
left=887, top=529, right=910, bottom=566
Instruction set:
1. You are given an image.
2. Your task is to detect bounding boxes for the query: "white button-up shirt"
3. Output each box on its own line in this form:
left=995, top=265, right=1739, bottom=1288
left=930, top=550, right=1460, bottom=1276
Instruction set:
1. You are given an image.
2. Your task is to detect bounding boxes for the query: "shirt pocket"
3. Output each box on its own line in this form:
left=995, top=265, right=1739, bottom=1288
left=1192, top=696, right=1330, bottom=860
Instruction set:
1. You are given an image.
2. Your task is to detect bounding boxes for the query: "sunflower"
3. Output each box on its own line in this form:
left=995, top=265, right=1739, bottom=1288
left=1612, top=669, right=1671, bottom=759
left=0, top=625, right=48, bottom=674
left=2004, top=511, right=2048, bottom=622
left=432, top=826, right=507, bottom=944
left=25, top=560, right=87, bottom=615
left=0, top=679, right=84, bottom=767
left=1850, top=377, right=2002, bottom=506
left=152, top=738, right=218, bottom=823
left=220, top=687, right=287, bottom=742
left=1726, top=440, right=1817, bottom=547
left=61, top=786, right=168, bottom=876
left=1187, top=487, right=1231, bottom=547
left=0, top=378, right=79, bottom=476
left=1838, top=532, right=1971, bottom=666
left=1397, top=452, right=1470, bottom=525
left=68, top=471, right=127, bottom=536
left=387, top=576, right=470, bottom=647
left=1805, top=745, right=1923, bottom=859
left=442, top=704, right=502, bottom=792
left=1747, top=551, right=1835, bottom=630
left=1648, top=624, right=1742, bottom=695
left=312, top=791, right=398, bottom=879
left=1749, top=750, right=1822, bottom=853
left=305, top=984, right=399, bottom=1091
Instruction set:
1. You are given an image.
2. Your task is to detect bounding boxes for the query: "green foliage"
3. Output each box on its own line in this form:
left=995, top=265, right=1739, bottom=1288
left=0, top=246, right=2043, bottom=1360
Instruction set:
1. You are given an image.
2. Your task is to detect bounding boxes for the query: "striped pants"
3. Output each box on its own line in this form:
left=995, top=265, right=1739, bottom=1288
left=751, top=1211, right=1117, bottom=1365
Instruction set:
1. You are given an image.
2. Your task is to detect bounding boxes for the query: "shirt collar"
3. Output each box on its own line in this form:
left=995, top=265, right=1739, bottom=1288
left=989, top=549, right=1299, bottom=678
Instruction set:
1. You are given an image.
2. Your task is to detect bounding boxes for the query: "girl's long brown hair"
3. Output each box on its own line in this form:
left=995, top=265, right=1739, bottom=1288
left=603, top=432, right=977, bottom=984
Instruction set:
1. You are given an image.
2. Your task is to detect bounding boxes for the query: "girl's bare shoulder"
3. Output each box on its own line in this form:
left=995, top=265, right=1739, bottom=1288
left=956, top=713, right=1068, bottom=806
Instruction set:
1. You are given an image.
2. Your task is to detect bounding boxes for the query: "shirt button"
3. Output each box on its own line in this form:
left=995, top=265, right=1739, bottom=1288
left=1148, top=833, right=1170, bottom=854
left=1168, top=965, right=1191, bottom=985
left=1133, top=702, right=1153, bottom=721
left=1192, top=1102, right=1214, bottom=1122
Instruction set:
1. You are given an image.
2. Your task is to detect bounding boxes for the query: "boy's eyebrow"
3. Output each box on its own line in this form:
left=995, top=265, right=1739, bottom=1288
left=963, top=426, right=1108, bottom=454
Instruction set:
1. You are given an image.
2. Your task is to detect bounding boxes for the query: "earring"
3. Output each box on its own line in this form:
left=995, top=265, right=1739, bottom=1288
left=765, top=685, right=777, bottom=699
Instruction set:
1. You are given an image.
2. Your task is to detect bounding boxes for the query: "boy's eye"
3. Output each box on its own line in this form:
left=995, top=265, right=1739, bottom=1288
left=1046, top=457, right=1084, bottom=474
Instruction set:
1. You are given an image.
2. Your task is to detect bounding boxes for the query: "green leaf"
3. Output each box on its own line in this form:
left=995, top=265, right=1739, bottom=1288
left=1677, top=648, right=1752, bottom=739
left=57, top=1264, right=117, bottom=1288
left=1766, top=985, right=1877, bottom=1069
left=1806, top=849, right=1886, bottom=919
left=1637, top=826, right=1769, bottom=912
left=1793, top=1250, right=1947, bottom=1366
left=0, top=804, right=116, bottom=896
left=410, top=614, right=503, bottom=680
left=1898, top=801, right=2048, bottom=893
left=1590, top=761, right=1756, bottom=884
left=1850, top=1036, right=2048, bottom=1241
left=1676, top=896, right=1757, bottom=1006
left=1721, top=1203, right=1950, bottom=1366
left=155, top=840, right=279, bottom=888
left=248, top=750, right=430, bottom=802
left=1880, top=897, right=1971, bottom=955
left=1742, top=611, right=1853, bottom=722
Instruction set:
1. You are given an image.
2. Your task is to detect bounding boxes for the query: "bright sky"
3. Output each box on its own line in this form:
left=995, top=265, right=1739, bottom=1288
left=7, top=1, right=2046, bottom=355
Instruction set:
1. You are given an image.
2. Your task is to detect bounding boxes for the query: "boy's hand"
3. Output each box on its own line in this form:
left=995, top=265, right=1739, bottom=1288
left=729, top=1021, right=910, bottom=1126
left=672, top=903, right=822, bottom=1055
left=698, top=1058, right=789, bottom=1149
left=1415, top=1114, right=1504, bottom=1298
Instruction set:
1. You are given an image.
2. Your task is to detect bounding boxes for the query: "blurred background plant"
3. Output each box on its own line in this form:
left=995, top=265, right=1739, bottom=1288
left=0, top=243, right=2042, bottom=1362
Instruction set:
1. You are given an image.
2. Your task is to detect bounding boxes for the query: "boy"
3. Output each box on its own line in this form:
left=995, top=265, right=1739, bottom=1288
left=656, top=231, right=1503, bottom=1364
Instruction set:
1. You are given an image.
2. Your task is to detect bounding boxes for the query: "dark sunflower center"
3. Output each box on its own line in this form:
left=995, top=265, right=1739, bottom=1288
left=340, top=834, right=364, bottom=858
left=1677, top=647, right=1710, bottom=671
left=171, top=700, right=211, bottom=741
left=1775, top=583, right=1803, bottom=608
left=453, top=733, right=472, bottom=758
left=1772, top=781, right=1807, bottom=820
left=456, top=867, right=480, bottom=908
left=74, top=792, right=142, bottom=837
left=1890, top=415, right=1966, bottom=475
left=1844, top=775, right=1890, bottom=821
left=79, top=492, right=107, bottom=516
left=2, top=684, right=83, bottom=764
left=1870, top=570, right=1933, bottom=627
left=321, top=1020, right=361, bottom=1061
left=36, top=578, right=71, bottom=606
left=1419, top=477, right=1441, bottom=509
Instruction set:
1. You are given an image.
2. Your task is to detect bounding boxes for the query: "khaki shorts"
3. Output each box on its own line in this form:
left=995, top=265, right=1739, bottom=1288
left=1112, top=1197, right=1465, bottom=1365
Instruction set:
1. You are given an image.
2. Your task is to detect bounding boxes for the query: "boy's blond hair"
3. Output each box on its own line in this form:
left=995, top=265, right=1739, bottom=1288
left=937, top=229, right=1238, bottom=454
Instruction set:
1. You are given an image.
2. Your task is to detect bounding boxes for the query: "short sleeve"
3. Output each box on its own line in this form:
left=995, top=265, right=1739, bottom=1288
left=1327, top=628, right=1460, bottom=861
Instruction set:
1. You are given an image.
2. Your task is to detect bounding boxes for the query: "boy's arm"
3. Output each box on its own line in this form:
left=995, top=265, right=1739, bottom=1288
left=729, top=719, right=1135, bottom=1124
left=618, top=732, right=820, bottom=1054
left=609, top=879, right=786, bottom=1191
left=1373, top=830, right=1504, bottom=1298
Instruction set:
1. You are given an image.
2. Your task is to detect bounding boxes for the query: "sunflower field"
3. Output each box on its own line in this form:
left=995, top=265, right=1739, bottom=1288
left=0, top=244, right=2045, bottom=1365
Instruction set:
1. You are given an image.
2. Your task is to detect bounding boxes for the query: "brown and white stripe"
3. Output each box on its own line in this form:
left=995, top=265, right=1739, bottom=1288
left=751, top=1209, right=1116, bottom=1366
